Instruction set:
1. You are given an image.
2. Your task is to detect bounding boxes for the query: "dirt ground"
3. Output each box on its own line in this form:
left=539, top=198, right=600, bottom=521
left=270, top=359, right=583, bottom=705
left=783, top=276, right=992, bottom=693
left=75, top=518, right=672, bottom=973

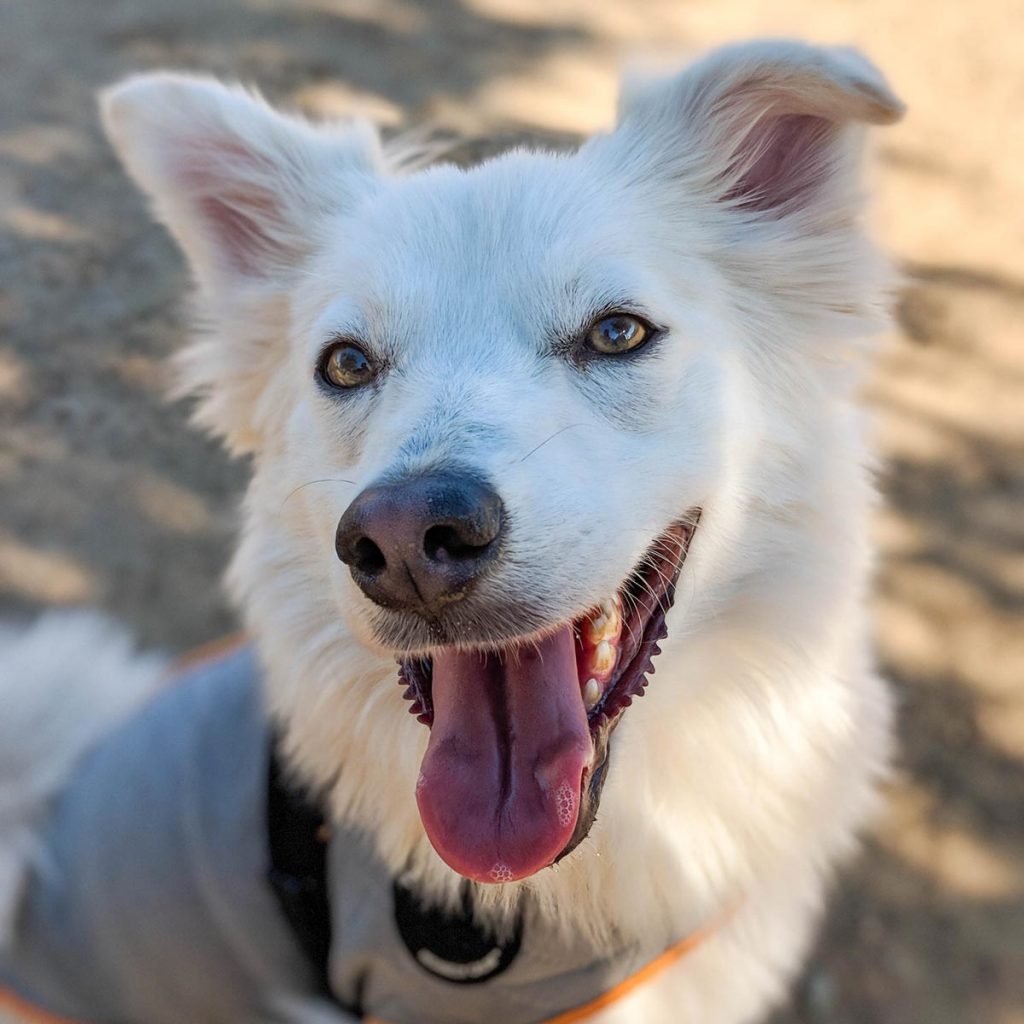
left=1, top=0, right=1022, bottom=1021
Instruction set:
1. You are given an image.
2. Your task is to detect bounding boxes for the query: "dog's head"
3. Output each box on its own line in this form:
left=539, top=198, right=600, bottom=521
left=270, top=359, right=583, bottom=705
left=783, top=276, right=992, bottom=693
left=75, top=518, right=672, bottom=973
left=102, top=41, right=902, bottom=887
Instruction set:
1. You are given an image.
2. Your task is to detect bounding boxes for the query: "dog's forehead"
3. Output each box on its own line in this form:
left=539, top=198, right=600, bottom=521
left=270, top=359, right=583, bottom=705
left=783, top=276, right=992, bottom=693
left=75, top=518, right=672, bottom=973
left=361, top=151, right=597, bottom=264
left=316, top=150, right=638, bottom=332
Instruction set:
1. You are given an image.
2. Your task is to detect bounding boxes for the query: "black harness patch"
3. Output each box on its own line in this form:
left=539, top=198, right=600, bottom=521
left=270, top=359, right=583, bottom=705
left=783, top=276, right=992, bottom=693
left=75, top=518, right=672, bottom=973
left=394, top=881, right=523, bottom=984
left=268, top=741, right=521, bottom=1006
left=266, top=748, right=339, bottom=1002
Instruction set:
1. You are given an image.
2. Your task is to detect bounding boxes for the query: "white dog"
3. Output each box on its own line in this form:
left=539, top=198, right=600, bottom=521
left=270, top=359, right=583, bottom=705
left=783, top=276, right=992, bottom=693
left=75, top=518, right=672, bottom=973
left=0, top=39, right=903, bottom=1024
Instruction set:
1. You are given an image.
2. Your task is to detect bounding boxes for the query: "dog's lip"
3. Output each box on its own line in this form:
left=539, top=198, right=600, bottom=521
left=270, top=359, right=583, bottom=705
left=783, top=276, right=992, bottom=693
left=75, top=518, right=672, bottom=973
left=398, top=514, right=700, bottom=732
left=554, top=514, right=700, bottom=861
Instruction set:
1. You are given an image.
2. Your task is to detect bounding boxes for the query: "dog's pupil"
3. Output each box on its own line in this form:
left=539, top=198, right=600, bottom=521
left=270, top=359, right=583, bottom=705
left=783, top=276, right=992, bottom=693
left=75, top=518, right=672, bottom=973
left=593, top=315, right=644, bottom=353
left=329, top=344, right=372, bottom=386
left=605, top=318, right=635, bottom=343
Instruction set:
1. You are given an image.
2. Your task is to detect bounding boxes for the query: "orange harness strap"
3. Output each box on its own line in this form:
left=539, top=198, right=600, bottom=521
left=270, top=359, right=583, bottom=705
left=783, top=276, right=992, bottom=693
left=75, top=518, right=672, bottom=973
left=165, top=631, right=248, bottom=680
left=4, top=927, right=709, bottom=1024
left=542, top=925, right=711, bottom=1024
left=0, top=988, right=83, bottom=1024
left=365, top=919, right=719, bottom=1024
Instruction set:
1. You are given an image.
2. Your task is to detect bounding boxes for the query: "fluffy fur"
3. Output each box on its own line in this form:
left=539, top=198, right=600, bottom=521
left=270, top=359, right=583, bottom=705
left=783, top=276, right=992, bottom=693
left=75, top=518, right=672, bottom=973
left=1, top=39, right=903, bottom=1022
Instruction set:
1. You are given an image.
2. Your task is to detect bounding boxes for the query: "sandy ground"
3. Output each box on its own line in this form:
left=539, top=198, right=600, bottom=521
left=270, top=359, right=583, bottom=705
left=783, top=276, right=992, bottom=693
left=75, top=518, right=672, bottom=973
left=1, top=0, right=1022, bottom=1020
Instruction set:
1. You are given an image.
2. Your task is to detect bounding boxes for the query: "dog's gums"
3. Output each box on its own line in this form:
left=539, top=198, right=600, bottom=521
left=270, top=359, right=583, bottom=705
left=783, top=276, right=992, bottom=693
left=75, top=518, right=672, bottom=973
left=399, top=515, right=700, bottom=883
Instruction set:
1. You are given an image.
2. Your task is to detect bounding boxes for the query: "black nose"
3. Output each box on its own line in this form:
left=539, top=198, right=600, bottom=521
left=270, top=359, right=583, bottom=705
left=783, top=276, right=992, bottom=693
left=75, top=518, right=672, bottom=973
left=335, top=471, right=505, bottom=615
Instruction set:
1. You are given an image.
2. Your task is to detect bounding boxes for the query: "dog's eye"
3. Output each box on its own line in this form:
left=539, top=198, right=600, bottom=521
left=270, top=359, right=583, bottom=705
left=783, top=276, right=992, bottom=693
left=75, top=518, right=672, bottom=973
left=320, top=341, right=376, bottom=390
left=586, top=314, right=650, bottom=356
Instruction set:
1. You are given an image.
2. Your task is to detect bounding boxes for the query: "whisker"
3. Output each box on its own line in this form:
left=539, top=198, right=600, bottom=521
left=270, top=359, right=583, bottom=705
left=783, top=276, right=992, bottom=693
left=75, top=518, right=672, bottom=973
left=638, top=582, right=671, bottom=623
left=281, top=477, right=357, bottom=510
left=641, top=559, right=676, bottom=594
left=617, top=588, right=644, bottom=650
left=516, top=423, right=587, bottom=465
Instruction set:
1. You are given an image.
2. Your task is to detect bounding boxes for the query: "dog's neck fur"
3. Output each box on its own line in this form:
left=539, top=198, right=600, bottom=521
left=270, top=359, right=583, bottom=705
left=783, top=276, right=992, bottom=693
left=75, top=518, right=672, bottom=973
left=230, top=369, right=890, bottom=952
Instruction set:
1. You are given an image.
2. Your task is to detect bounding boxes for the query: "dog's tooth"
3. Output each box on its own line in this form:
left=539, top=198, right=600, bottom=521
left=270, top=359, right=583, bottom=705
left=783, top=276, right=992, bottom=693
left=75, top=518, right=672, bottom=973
left=584, top=602, right=621, bottom=645
left=603, top=599, right=621, bottom=635
left=583, top=677, right=602, bottom=710
left=592, top=640, right=617, bottom=676
left=582, top=613, right=609, bottom=644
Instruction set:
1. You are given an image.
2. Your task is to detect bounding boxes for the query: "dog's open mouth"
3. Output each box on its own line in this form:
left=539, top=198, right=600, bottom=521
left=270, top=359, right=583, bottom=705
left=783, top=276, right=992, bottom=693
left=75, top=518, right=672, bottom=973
left=397, top=515, right=699, bottom=883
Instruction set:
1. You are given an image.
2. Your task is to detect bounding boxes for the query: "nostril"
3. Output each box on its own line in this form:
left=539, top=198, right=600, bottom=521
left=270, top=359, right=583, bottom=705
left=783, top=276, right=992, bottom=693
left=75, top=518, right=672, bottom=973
left=423, top=524, right=493, bottom=564
left=352, top=536, right=387, bottom=575
left=337, top=471, right=504, bottom=609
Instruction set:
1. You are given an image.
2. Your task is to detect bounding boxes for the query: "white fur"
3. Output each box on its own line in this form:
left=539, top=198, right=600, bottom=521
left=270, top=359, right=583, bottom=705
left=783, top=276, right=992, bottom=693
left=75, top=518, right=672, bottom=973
left=0, top=613, right=166, bottom=945
left=3, top=39, right=903, bottom=1023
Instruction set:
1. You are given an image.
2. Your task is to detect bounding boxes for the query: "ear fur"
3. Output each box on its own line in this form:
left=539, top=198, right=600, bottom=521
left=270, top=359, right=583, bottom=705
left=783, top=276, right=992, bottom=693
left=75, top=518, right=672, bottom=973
left=100, top=74, right=383, bottom=452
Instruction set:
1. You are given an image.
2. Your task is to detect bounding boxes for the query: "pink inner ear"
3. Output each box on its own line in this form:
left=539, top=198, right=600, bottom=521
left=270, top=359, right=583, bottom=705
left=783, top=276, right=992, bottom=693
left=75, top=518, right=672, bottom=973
left=178, top=138, right=292, bottom=278
left=725, top=112, right=839, bottom=213
left=196, top=190, right=284, bottom=277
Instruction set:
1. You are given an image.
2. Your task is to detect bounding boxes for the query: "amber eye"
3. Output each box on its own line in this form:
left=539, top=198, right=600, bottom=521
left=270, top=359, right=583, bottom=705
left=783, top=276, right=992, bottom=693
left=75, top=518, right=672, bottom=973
left=586, top=314, right=651, bottom=356
left=320, top=341, right=376, bottom=389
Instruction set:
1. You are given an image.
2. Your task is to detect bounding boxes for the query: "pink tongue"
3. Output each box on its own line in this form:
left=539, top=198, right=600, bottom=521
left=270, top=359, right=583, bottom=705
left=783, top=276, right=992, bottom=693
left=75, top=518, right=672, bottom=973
left=416, top=626, right=592, bottom=883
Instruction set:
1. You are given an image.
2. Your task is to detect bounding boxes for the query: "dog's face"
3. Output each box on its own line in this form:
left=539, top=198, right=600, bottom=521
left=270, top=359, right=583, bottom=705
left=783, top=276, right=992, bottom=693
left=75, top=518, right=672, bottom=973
left=103, top=41, right=901, bottom=885
left=294, top=157, right=719, bottom=645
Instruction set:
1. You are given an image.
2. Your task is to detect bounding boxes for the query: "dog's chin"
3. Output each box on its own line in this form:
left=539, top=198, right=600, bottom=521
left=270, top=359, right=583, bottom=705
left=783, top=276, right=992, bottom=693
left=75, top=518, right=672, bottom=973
left=388, top=513, right=700, bottom=885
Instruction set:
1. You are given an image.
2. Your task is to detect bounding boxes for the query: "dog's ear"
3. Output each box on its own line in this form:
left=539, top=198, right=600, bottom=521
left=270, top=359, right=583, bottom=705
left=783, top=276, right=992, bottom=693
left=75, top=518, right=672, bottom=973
left=100, top=75, right=382, bottom=453
left=603, top=41, right=903, bottom=349
left=612, top=39, right=903, bottom=217
left=101, top=74, right=381, bottom=289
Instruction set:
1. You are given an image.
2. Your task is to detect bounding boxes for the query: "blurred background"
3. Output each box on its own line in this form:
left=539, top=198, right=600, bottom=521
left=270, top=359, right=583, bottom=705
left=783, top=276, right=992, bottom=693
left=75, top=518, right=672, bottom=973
left=1, top=1, right=1021, bottom=1020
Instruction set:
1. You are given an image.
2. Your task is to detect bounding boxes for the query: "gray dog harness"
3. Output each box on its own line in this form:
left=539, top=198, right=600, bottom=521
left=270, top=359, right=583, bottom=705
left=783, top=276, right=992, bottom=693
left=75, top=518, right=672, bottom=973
left=0, top=644, right=704, bottom=1023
